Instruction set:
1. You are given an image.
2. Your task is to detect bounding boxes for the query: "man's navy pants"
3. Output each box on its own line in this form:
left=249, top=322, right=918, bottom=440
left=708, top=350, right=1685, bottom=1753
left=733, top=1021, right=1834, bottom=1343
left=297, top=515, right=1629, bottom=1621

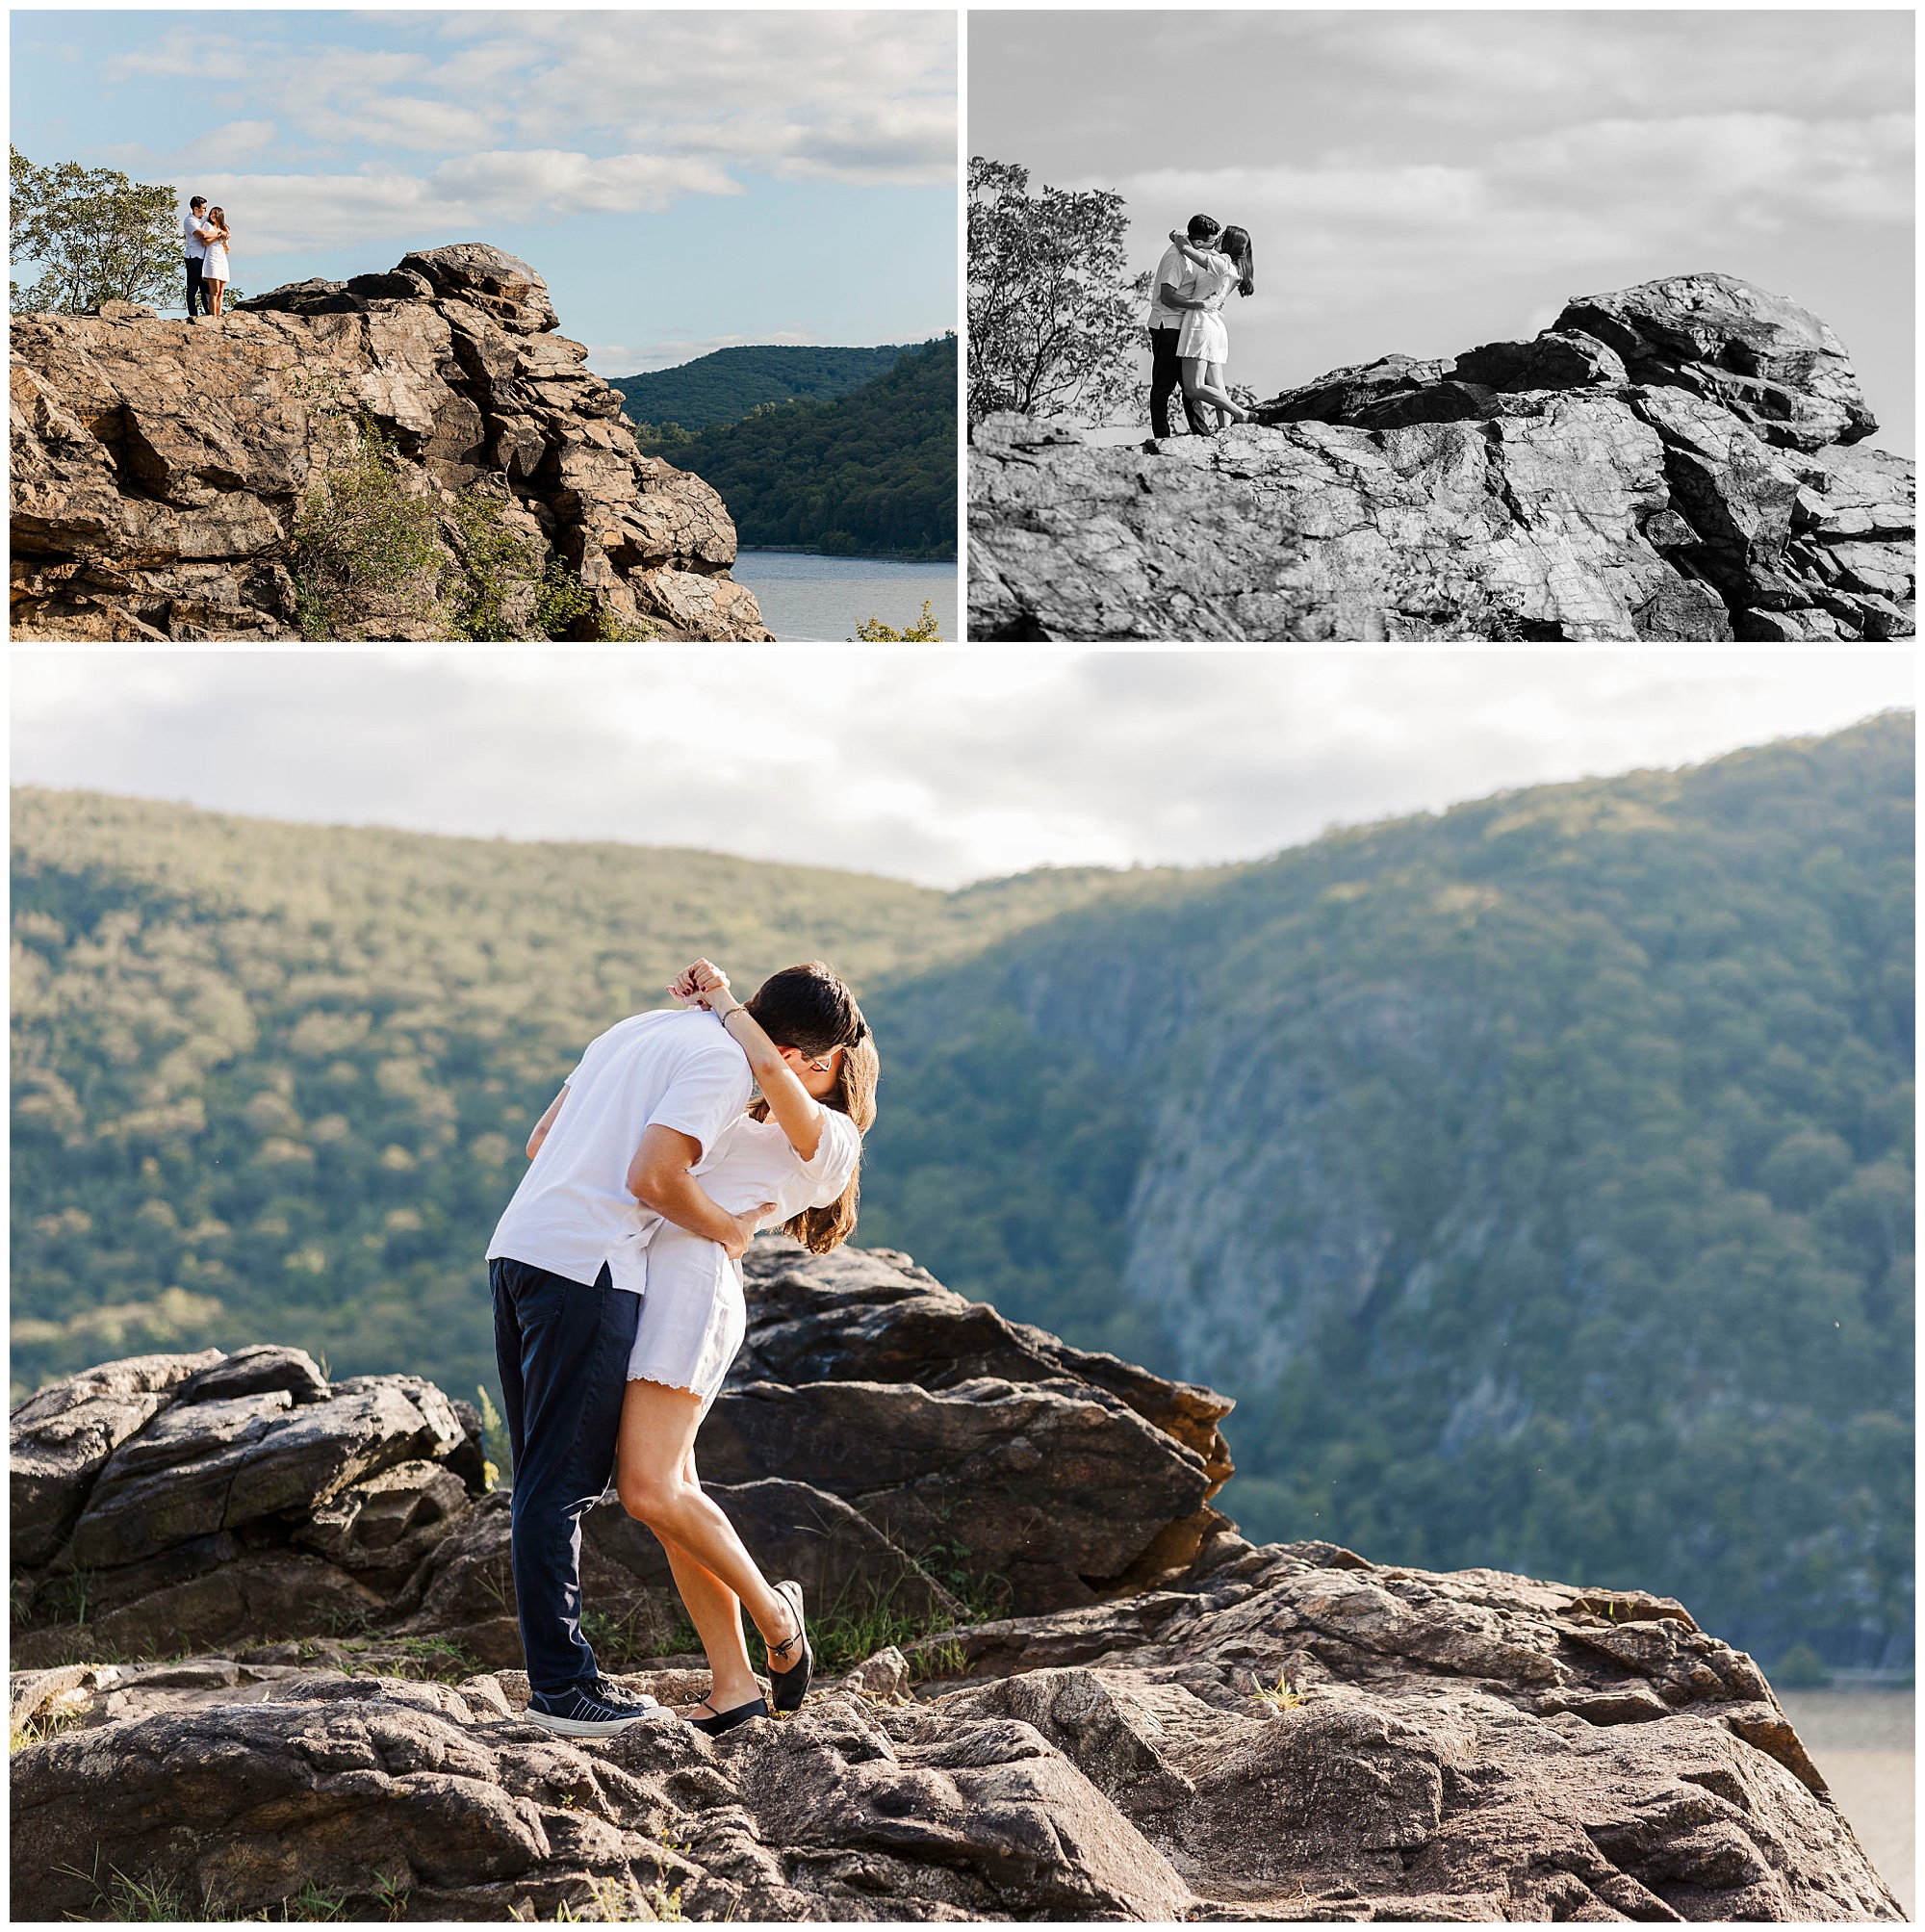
left=491, top=1254, right=640, bottom=1695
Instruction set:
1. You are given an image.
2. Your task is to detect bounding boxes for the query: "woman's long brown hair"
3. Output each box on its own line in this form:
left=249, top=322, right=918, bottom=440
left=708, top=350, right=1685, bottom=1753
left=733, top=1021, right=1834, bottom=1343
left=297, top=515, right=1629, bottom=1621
left=750, top=1030, right=880, bottom=1253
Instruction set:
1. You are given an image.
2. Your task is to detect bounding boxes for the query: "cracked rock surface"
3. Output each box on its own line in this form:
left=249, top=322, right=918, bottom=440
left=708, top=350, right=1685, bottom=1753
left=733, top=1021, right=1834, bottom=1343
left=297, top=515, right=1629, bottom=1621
left=11, top=1547, right=1899, bottom=1921
left=10, top=243, right=771, bottom=641
left=968, top=271, right=1912, bottom=641
left=9, top=1244, right=1900, bottom=1920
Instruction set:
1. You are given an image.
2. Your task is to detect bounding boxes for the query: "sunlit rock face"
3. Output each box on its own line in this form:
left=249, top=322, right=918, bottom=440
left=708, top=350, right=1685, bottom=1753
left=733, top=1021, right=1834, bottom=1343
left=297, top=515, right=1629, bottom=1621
left=10, top=243, right=772, bottom=642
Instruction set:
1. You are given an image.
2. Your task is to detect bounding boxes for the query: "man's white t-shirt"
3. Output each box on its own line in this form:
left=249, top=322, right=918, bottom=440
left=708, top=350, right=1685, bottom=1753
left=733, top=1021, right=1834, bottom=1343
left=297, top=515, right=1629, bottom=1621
left=183, top=213, right=209, bottom=261
left=1147, top=242, right=1195, bottom=330
left=487, top=1008, right=752, bottom=1293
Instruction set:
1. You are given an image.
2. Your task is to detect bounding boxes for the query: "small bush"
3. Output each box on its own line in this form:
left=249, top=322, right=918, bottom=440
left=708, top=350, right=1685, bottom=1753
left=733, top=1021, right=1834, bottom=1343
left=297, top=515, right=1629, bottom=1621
left=532, top=558, right=596, bottom=639
left=445, top=491, right=540, bottom=641
left=290, top=415, right=444, bottom=639
left=853, top=598, right=942, bottom=642
left=476, top=1384, right=512, bottom=1488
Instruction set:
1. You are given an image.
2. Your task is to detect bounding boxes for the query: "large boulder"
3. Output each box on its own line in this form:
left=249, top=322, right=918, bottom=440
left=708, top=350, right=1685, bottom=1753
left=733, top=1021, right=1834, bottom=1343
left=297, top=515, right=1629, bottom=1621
left=10, top=1349, right=223, bottom=1565
left=969, top=272, right=1912, bottom=641
left=702, top=1377, right=1210, bottom=1609
left=68, top=1376, right=463, bottom=1568
left=10, top=244, right=772, bottom=642
left=10, top=1347, right=485, bottom=1666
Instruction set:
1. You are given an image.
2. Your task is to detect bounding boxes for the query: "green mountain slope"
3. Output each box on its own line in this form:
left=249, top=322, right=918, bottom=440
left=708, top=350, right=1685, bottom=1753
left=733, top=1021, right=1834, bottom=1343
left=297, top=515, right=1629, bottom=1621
left=855, top=715, right=1914, bottom=1667
left=10, top=787, right=1172, bottom=1406
left=636, top=336, right=956, bottom=559
left=608, top=344, right=917, bottom=431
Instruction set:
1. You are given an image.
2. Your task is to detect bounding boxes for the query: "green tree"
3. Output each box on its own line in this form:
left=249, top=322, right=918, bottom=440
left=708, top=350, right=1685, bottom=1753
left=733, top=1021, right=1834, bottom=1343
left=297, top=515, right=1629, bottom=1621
left=10, top=146, right=181, bottom=314
left=967, top=157, right=1147, bottom=426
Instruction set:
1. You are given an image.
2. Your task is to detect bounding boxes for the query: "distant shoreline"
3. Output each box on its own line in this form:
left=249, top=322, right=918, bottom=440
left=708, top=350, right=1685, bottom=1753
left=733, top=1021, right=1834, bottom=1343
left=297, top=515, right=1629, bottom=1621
left=736, top=545, right=958, bottom=567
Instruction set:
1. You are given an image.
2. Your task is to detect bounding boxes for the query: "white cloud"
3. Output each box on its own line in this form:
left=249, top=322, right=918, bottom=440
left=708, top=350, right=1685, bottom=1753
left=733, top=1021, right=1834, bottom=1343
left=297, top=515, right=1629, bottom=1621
left=1116, top=110, right=1913, bottom=335
left=116, top=11, right=953, bottom=190
left=192, top=150, right=743, bottom=254
left=9, top=653, right=1912, bottom=891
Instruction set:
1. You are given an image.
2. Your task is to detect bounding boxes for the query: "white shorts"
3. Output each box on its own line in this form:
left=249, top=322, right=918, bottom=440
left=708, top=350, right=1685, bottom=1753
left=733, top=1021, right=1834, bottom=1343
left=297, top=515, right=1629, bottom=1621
left=1178, top=308, right=1228, bottom=364
left=625, top=1224, right=745, bottom=1419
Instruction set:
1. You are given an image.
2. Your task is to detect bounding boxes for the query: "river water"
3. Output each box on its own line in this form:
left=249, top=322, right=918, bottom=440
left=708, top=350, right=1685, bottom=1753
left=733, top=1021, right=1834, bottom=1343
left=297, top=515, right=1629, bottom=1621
left=1778, top=1687, right=1913, bottom=1915
left=730, top=552, right=960, bottom=643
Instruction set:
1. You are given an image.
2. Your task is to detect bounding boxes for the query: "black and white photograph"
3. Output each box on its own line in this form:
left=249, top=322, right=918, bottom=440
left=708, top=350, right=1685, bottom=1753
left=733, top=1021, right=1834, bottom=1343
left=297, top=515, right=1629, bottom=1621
left=967, top=11, right=1915, bottom=642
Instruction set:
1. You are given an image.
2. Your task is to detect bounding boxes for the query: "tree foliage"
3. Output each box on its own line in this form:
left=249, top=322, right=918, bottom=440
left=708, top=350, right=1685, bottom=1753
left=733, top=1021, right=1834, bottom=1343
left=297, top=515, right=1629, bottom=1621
left=10, top=145, right=182, bottom=315
left=609, top=344, right=919, bottom=432
left=634, top=338, right=955, bottom=559
left=967, top=157, right=1148, bottom=426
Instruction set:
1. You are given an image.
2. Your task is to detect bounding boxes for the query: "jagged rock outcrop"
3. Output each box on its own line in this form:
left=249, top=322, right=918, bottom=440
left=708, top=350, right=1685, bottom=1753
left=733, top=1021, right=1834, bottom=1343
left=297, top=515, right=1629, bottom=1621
left=10, top=1242, right=1903, bottom=1920
left=10, top=243, right=772, bottom=641
left=969, top=272, right=1913, bottom=641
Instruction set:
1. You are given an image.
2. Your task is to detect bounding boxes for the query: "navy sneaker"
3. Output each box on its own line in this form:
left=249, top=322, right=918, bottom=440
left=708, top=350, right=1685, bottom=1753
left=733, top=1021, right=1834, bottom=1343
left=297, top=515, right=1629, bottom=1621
left=526, top=1678, right=660, bottom=1738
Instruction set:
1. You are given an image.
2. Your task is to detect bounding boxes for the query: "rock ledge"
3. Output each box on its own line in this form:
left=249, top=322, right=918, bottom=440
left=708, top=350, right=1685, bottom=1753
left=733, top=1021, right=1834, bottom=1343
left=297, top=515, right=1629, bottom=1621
left=10, top=242, right=772, bottom=641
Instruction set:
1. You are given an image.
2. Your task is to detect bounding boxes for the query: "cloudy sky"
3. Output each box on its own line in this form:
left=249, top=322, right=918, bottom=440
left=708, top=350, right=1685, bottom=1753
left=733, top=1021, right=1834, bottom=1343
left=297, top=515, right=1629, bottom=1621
left=971, top=11, right=1914, bottom=452
left=11, top=9, right=955, bottom=374
left=11, top=652, right=1912, bottom=889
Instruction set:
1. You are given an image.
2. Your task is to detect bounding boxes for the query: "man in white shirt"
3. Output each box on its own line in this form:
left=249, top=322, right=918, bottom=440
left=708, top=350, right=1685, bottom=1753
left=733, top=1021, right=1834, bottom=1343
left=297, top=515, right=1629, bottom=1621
left=486, top=960, right=864, bottom=1736
left=182, top=197, right=215, bottom=318
left=1147, top=213, right=1220, bottom=438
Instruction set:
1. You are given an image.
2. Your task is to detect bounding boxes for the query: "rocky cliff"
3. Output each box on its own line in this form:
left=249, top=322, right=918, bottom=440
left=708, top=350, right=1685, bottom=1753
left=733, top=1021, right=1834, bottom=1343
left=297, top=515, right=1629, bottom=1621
left=969, top=272, right=1914, bottom=641
left=10, top=1241, right=1901, bottom=1921
left=10, top=244, right=772, bottom=641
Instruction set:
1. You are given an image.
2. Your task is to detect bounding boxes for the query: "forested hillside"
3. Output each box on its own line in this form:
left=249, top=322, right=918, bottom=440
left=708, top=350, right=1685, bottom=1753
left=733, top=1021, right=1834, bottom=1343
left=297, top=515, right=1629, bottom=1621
left=857, top=715, right=1914, bottom=1668
left=608, top=344, right=916, bottom=431
left=634, top=336, right=956, bottom=558
left=12, top=719, right=1912, bottom=1664
left=10, top=789, right=1175, bottom=1409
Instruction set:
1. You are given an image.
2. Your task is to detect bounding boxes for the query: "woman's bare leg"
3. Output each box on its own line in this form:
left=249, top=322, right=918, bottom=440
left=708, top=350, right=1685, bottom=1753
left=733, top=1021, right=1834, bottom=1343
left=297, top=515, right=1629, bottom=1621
left=656, top=1448, right=760, bottom=1710
left=614, top=1379, right=794, bottom=1662
left=1183, top=354, right=1245, bottom=424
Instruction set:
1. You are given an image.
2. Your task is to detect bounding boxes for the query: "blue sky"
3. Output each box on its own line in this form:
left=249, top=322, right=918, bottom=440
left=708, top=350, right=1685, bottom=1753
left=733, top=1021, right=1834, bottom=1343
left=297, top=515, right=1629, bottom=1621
left=11, top=9, right=956, bottom=375
left=972, top=12, right=1914, bottom=453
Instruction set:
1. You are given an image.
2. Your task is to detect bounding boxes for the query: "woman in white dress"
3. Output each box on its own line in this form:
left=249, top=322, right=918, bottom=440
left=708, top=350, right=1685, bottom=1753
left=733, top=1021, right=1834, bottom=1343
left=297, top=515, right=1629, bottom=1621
left=1168, top=224, right=1256, bottom=429
left=200, top=207, right=232, bottom=316
left=612, top=956, right=878, bottom=1734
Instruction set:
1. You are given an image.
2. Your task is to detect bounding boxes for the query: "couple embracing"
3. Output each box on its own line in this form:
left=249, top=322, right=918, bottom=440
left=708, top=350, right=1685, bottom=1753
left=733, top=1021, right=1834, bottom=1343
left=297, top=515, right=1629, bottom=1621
left=1147, top=212, right=1257, bottom=436
left=485, top=958, right=877, bottom=1738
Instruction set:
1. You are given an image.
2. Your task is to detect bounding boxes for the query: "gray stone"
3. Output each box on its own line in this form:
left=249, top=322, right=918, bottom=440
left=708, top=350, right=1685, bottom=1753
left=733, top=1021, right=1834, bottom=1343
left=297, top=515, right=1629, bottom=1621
left=10, top=1349, right=224, bottom=1564
left=701, top=1376, right=1211, bottom=1607
left=173, top=1344, right=329, bottom=1408
left=970, top=272, right=1911, bottom=641
left=69, top=1378, right=462, bottom=1568
left=12, top=247, right=773, bottom=642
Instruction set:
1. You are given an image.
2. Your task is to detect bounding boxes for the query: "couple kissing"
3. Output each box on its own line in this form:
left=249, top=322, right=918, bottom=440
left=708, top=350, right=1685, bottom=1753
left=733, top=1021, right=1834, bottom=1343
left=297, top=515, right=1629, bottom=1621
left=1148, top=211, right=1257, bottom=437
left=486, top=958, right=878, bottom=1738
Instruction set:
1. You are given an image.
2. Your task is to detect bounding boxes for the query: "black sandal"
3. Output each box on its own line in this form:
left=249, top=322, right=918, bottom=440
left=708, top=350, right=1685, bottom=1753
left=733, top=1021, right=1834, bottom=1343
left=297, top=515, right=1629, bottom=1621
left=687, top=1694, right=768, bottom=1737
left=766, top=1578, right=812, bottom=1713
